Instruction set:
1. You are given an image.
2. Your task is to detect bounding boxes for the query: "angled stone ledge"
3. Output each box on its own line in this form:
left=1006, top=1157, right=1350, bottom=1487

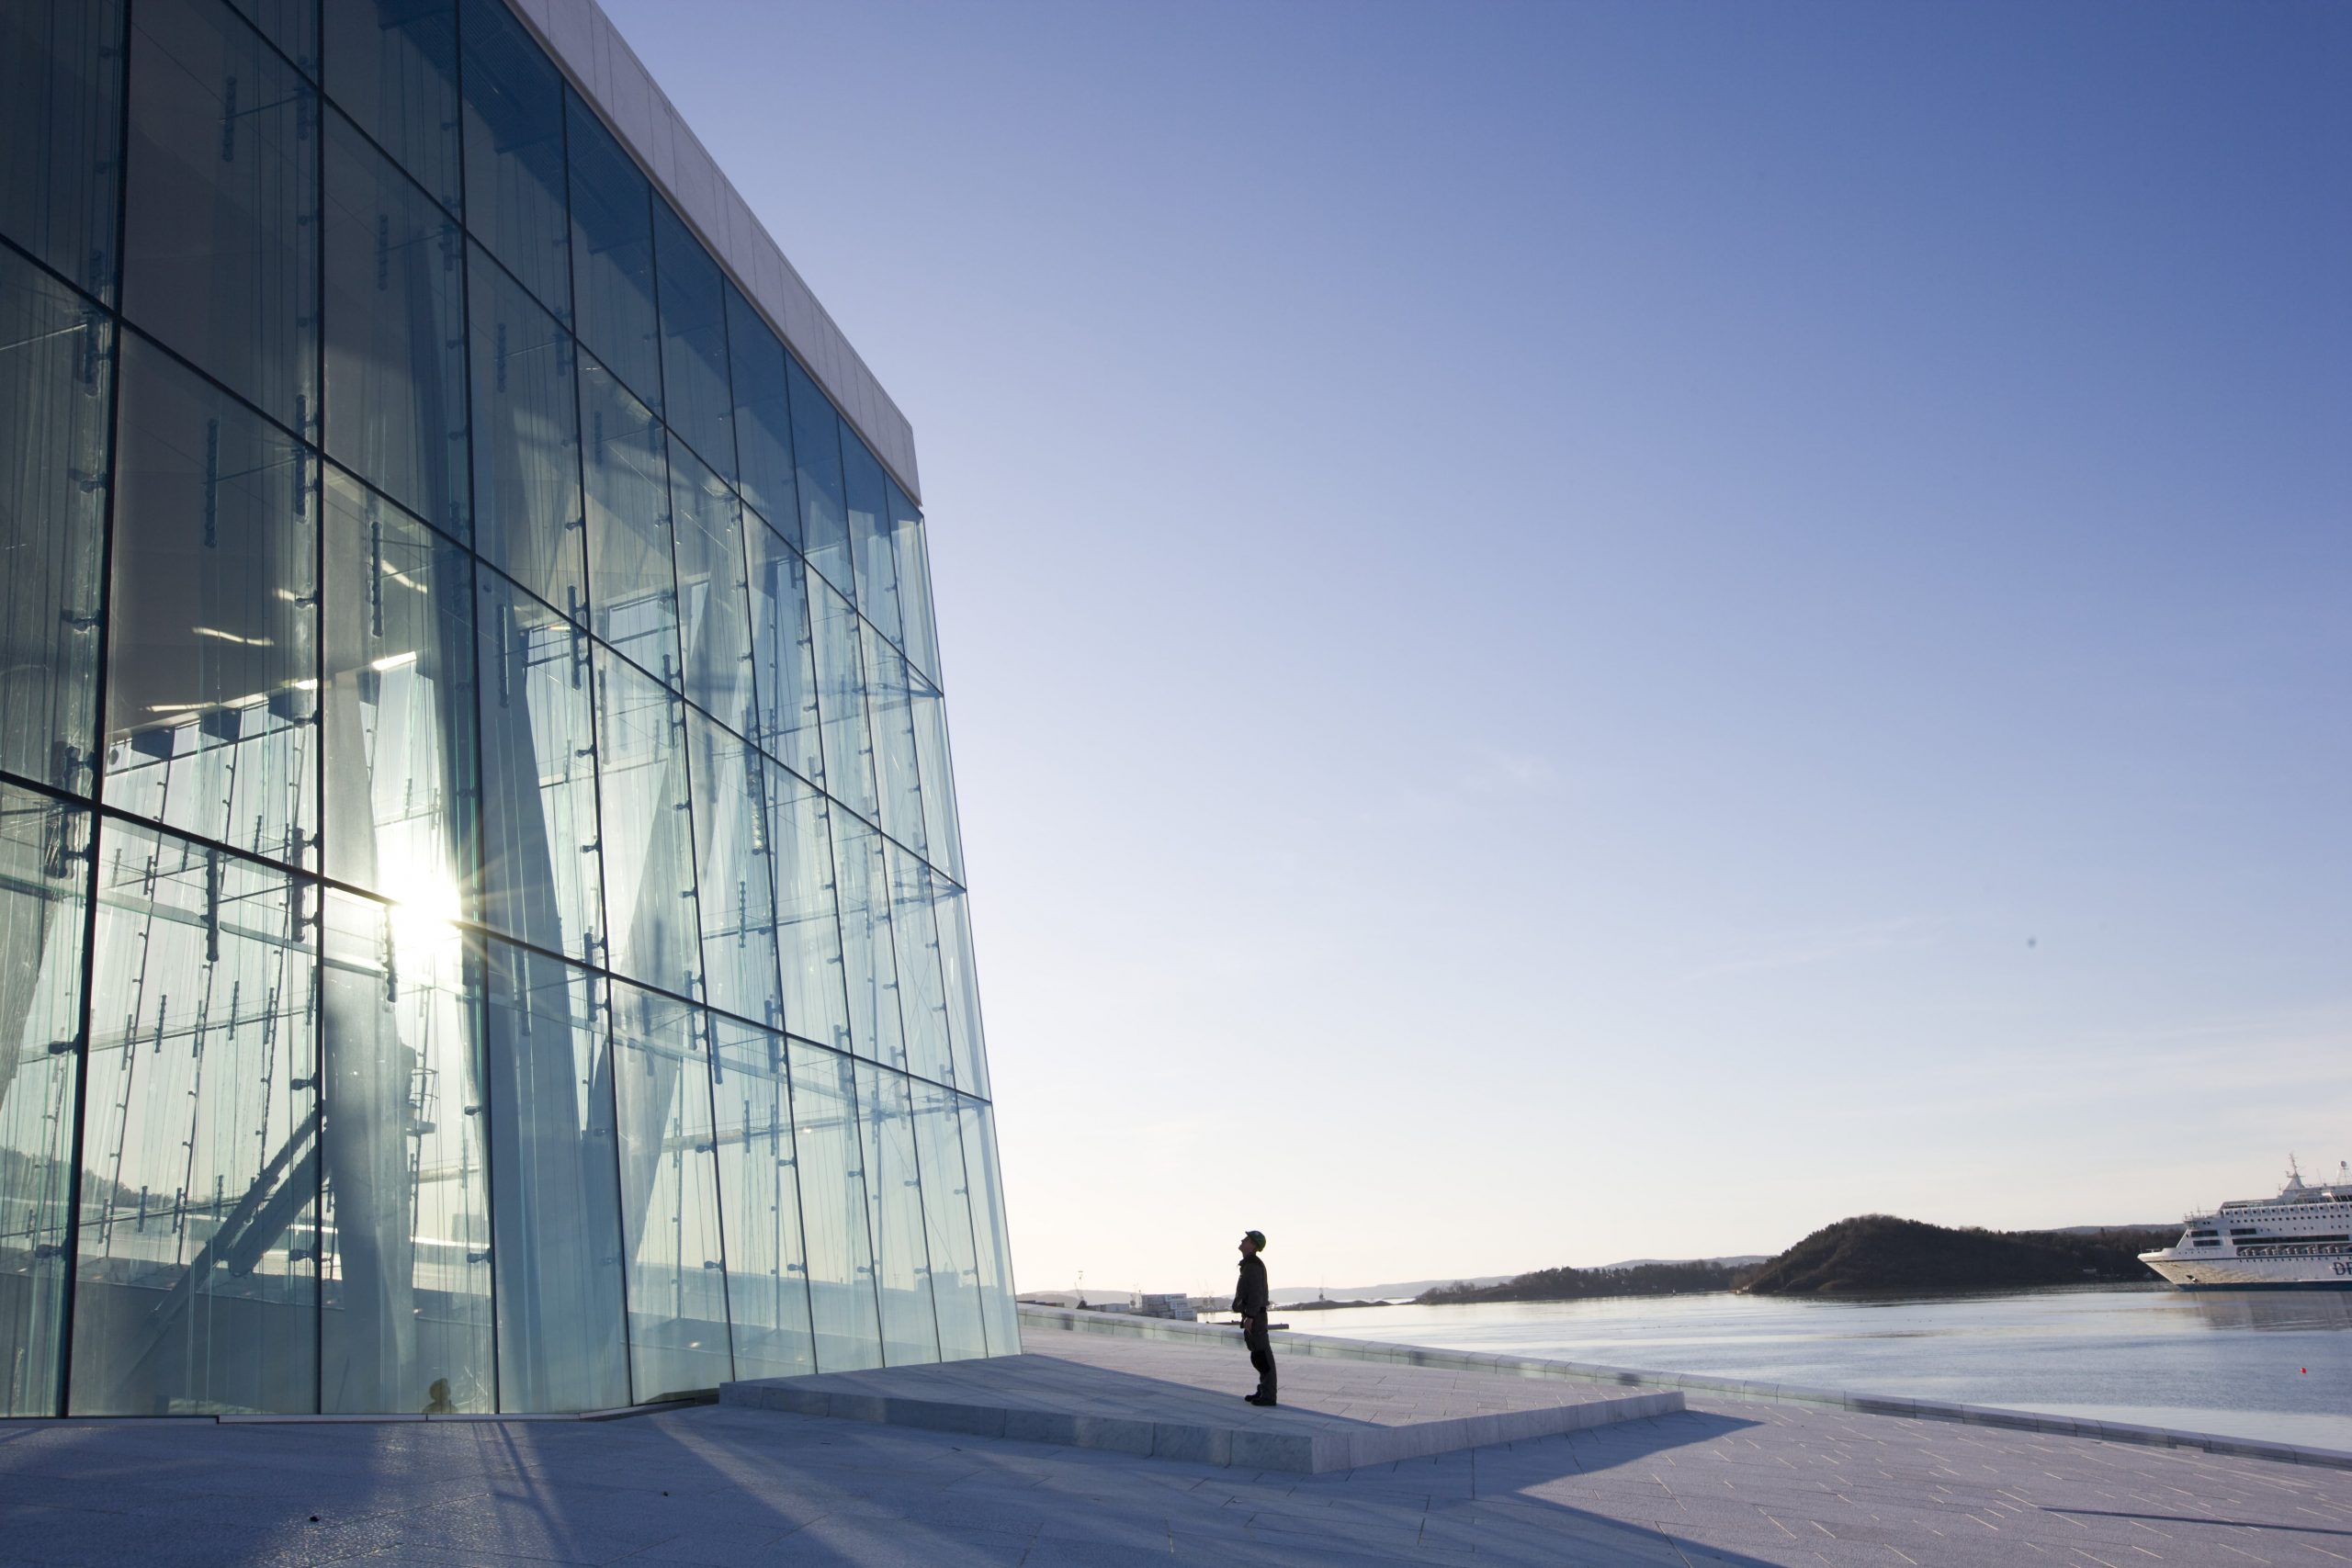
left=722, top=1338, right=1684, bottom=1474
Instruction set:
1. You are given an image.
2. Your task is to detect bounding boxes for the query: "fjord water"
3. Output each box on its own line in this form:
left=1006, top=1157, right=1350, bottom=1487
left=1301, top=1288, right=2352, bottom=1450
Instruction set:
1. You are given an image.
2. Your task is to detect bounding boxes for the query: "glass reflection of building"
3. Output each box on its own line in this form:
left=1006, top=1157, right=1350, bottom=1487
left=0, top=0, right=1016, bottom=1415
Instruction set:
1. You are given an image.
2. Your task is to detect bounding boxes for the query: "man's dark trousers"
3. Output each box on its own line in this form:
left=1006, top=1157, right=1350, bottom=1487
left=1243, top=1316, right=1276, bottom=1401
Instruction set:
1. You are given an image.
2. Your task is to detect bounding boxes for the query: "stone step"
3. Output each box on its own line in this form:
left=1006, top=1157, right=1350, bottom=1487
left=720, top=1345, right=1682, bottom=1473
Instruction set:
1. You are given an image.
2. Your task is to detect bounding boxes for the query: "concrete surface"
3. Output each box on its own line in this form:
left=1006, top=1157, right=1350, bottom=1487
left=722, top=1333, right=1680, bottom=1472
left=0, top=1321, right=2347, bottom=1564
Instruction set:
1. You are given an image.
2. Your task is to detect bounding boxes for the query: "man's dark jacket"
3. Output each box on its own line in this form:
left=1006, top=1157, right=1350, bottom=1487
left=1232, top=1254, right=1268, bottom=1318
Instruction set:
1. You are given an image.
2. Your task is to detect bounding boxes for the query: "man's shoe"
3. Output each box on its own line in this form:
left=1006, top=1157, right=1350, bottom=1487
left=1245, top=1393, right=1276, bottom=1406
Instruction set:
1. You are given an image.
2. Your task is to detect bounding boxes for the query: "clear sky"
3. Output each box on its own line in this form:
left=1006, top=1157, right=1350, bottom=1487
left=603, top=0, right=2351, bottom=1298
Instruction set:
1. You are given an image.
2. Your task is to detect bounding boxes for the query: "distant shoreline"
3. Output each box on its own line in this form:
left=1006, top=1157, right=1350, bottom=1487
left=1326, top=1220, right=2184, bottom=1308
left=1279, top=1298, right=1387, bottom=1312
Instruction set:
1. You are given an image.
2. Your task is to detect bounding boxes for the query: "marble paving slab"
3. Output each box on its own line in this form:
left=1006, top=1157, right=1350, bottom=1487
left=720, top=1333, right=1681, bottom=1472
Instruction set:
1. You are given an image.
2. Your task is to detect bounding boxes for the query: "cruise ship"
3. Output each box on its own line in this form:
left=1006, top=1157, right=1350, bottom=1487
left=2141, top=1159, right=2352, bottom=1288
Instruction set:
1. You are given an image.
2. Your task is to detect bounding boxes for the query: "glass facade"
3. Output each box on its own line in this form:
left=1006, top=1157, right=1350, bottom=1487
left=0, top=0, right=1012, bottom=1416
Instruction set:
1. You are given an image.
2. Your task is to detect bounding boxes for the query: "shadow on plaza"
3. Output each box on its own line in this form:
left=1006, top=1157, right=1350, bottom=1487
left=1275, top=1406, right=1788, bottom=1568
left=579, top=1383, right=1792, bottom=1568
left=599, top=1395, right=1793, bottom=1567
left=0, top=1399, right=1787, bottom=1567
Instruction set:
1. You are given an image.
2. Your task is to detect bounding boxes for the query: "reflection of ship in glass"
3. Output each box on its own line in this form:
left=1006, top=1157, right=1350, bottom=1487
left=2143, top=1159, right=2352, bottom=1289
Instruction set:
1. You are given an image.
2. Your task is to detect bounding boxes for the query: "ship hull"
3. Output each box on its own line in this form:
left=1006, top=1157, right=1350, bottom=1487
left=2142, top=1252, right=2352, bottom=1289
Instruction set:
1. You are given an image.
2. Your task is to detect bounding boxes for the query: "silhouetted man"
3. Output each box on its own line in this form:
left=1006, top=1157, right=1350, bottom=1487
left=1233, top=1229, right=1275, bottom=1405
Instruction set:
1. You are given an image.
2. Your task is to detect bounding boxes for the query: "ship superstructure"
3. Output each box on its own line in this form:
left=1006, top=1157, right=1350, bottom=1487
left=2141, top=1159, right=2352, bottom=1288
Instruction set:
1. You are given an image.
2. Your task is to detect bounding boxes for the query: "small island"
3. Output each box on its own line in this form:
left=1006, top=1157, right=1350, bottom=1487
left=1281, top=1298, right=1385, bottom=1312
left=1739, top=1215, right=2177, bottom=1295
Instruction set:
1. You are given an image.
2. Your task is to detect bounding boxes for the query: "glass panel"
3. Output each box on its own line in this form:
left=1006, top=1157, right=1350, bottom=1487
left=910, top=1078, right=985, bottom=1361
left=910, top=675, right=964, bottom=887
left=745, top=520, right=822, bottom=791
left=104, top=333, right=318, bottom=873
left=808, top=575, right=876, bottom=823
left=73, top=819, right=320, bottom=1415
left=473, top=568, right=602, bottom=966
left=956, top=1096, right=1019, bottom=1355
left=322, top=470, right=477, bottom=911
left=0, top=786, right=89, bottom=1415
left=855, top=1063, right=935, bottom=1366
left=0, top=245, right=111, bottom=795
left=0, top=0, right=124, bottom=303
left=580, top=360, right=675, bottom=682
left=458, top=0, right=567, bottom=321
left=672, top=439, right=754, bottom=738
left=609, top=980, right=730, bottom=1398
left=843, top=435, right=901, bottom=649
left=863, top=628, right=927, bottom=863
left=322, top=0, right=460, bottom=213
left=318, top=889, right=492, bottom=1414
left=885, top=844, right=951, bottom=1089
left=787, top=357, right=848, bottom=596
left=709, top=1019, right=811, bottom=1380
left=831, top=816, right=902, bottom=1071
left=653, top=201, right=733, bottom=480
left=888, top=482, right=938, bottom=682
left=323, top=109, right=469, bottom=541
left=785, top=1040, right=876, bottom=1371
left=935, top=883, right=989, bottom=1101
left=686, top=711, right=780, bottom=1031
left=724, top=284, right=793, bottom=541
left=764, top=762, right=847, bottom=1057
left=225, top=0, right=315, bottom=79
left=594, top=645, right=700, bottom=998
left=467, top=243, right=584, bottom=620
left=565, top=93, right=660, bottom=411
left=123, top=0, right=319, bottom=439
left=482, top=935, right=628, bottom=1412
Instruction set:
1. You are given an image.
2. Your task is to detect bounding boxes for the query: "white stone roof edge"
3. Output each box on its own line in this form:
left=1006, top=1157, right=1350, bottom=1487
left=503, top=0, right=922, bottom=504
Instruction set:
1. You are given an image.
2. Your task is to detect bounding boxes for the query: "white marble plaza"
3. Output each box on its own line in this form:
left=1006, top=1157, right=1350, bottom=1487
left=1, top=1316, right=2349, bottom=1565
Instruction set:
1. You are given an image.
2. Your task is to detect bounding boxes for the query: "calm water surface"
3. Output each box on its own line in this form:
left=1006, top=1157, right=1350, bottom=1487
left=1297, top=1288, right=2352, bottom=1450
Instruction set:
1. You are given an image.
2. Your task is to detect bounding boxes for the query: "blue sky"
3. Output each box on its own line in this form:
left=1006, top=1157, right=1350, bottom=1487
left=605, top=0, right=2350, bottom=1296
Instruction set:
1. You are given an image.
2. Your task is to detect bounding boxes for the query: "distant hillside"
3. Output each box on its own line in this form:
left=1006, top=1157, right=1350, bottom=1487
left=1270, top=1276, right=1510, bottom=1305
left=1418, top=1258, right=1753, bottom=1304
left=1742, top=1216, right=2177, bottom=1295
left=1594, top=1255, right=1770, bottom=1272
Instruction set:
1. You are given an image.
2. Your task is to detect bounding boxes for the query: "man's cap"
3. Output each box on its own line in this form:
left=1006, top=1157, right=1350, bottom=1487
left=1242, top=1230, right=1267, bottom=1250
